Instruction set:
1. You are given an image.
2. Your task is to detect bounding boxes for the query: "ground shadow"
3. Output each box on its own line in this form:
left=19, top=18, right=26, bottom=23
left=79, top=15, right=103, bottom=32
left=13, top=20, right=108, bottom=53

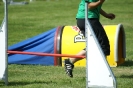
left=120, top=60, right=133, bottom=66
left=0, top=80, right=57, bottom=86
left=119, top=75, right=133, bottom=78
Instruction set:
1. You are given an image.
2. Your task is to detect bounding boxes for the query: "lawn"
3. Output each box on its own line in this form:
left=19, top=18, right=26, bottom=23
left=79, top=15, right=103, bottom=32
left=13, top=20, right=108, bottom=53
left=0, top=0, right=133, bottom=88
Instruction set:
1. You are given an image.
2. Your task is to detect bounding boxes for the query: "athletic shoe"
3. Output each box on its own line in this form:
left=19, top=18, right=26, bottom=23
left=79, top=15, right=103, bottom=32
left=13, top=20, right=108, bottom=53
left=64, top=59, right=74, bottom=78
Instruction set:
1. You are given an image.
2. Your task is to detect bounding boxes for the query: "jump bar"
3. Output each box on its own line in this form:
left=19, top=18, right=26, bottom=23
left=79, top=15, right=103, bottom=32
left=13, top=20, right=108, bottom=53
left=7, top=50, right=85, bottom=58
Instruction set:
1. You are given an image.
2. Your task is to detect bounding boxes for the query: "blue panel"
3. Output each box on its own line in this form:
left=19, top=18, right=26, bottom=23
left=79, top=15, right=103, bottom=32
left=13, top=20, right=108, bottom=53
left=8, top=28, right=57, bottom=65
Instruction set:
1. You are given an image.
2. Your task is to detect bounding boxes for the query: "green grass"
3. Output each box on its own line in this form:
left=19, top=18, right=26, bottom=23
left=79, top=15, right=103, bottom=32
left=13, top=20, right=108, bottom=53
left=0, top=0, right=133, bottom=88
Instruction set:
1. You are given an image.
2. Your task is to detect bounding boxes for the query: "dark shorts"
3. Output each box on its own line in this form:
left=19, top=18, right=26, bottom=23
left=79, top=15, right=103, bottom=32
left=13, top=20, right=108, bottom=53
left=76, top=18, right=110, bottom=56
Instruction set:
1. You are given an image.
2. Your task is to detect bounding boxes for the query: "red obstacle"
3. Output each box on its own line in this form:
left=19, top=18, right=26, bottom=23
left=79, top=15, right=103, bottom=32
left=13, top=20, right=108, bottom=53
left=7, top=50, right=85, bottom=58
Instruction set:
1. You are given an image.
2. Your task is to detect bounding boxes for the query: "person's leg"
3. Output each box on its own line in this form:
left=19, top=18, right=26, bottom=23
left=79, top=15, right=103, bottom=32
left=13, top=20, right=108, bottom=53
left=65, top=18, right=110, bottom=78
left=64, top=49, right=86, bottom=77
left=69, top=18, right=86, bottom=64
left=64, top=19, right=86, bottom=78
left=88, top=18, right=110, bottom=56
left=69, top=49, right=86, bottom=64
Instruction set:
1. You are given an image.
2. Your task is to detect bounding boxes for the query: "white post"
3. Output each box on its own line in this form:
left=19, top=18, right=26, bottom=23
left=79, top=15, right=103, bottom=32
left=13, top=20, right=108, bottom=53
left=0, top=0, right=8, bottom=85
left=85, top=2, right=117, bottom=88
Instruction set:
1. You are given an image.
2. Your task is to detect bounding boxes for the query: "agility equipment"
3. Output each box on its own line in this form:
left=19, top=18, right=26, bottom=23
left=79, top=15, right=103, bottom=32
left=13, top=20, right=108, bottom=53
left=8, top=24, right=125, bottom=67
left=1, top=0, right=123, bottom=87
left=8, top=50, right=85, bottom=58
left=85, top=2, right=116, bottom=88
left=0, top=0, right=8, bottom=85
left=8, top=0, right=29, bottom=5
left=60, top=24, right=125, bottom=67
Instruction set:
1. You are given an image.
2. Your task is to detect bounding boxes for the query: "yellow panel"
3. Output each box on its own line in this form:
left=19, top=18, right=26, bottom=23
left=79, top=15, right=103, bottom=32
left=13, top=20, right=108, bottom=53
left=104, top=25, right=125, bottom=67
left=61, top=25, right=125, bottom=67
left=104, top=25, right=118, bottom=67
left=61, top=26, right=86, bottom=67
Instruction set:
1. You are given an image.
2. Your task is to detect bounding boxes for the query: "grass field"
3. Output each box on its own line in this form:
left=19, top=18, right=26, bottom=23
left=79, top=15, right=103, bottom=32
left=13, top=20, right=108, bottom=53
left=0, top=0, right=133, bottom=88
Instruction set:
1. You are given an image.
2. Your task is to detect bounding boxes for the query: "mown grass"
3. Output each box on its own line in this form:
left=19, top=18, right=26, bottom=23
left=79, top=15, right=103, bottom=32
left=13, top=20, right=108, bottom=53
left=0, top=0, right=133, bottom=88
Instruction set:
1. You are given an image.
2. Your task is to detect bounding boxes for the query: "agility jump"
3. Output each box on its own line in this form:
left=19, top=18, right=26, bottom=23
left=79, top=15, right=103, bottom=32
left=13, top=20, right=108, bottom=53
left=1, top=0, right=128, bottom=87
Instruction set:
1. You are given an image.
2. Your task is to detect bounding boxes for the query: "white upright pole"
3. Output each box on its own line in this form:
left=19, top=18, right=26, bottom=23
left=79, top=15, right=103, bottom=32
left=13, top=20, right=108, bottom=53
left=0, top=0, right=8, bottom=85
left=85, top=1, right=116, bottom=88
left=85, top=2, right=89, bottom=88
left=5, top=0, right=8, bottom=85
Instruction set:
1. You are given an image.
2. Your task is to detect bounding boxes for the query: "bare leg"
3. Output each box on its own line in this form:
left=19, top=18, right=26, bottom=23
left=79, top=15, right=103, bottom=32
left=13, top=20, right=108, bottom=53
left=64, top=49, right=86, bottom=77
left=69, top=49, right=86, bottom=64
